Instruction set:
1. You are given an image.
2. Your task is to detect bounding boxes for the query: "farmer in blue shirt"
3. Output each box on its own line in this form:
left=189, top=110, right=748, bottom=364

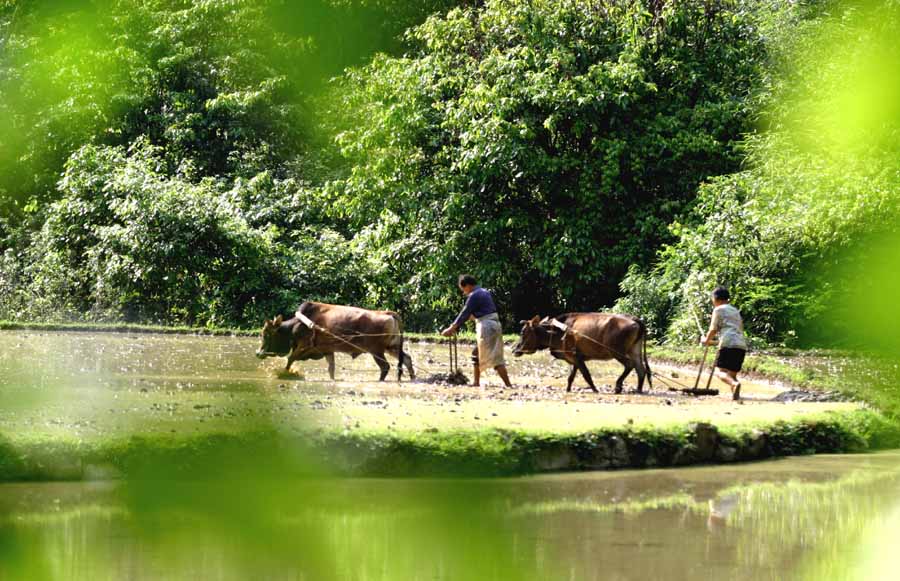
left=441, top=274, right=513, bottom=387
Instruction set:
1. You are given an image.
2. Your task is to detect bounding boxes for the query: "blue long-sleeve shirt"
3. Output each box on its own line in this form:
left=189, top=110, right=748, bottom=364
left=452, top=287, right=498, bottom=328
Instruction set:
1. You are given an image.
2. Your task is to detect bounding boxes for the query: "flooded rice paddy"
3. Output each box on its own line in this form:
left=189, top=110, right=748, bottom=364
left=0, top=331, right=857, bottom=439
left=0, top=331, right=895, bottom=580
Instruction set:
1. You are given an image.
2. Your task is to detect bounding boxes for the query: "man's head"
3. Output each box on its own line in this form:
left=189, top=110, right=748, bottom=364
left=458, top=274, right=477, bottom=294
left=711, top=286, right=730, bottom=306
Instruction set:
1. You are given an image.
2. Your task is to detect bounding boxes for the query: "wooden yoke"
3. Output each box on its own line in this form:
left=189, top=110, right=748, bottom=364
left=548, top=318, right=577, bottom=357
left=293, top=310, right=322, bottom=350
left=295, top=311, right=316, bottom=329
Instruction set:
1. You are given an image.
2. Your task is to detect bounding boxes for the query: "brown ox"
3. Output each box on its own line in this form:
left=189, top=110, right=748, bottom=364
left=512, top=313, right=652, bottom=393
left=256, top=301, right=415, bottom=381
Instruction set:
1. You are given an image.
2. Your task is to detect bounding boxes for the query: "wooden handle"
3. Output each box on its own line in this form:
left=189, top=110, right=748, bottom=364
left=694, top=344, right=710, bottom=390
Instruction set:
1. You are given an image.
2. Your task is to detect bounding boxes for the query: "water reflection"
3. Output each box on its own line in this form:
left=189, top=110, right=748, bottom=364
left=707, top=492, right=739, bottom=531
left=1, top=453, right=900, bottom=580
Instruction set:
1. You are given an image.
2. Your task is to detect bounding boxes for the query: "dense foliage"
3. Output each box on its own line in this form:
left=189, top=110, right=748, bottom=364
left=615, top=0, right=900, bottom=346
left=0, top=0, right=450, bottom=326
left=2, top=0, right=892, bottom=339
left=0, top=141, right=373, bottom=325
left=328, top=0, right=782, bottom=323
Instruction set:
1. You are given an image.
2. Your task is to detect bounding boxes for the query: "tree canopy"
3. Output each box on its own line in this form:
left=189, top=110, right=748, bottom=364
left=327, top=0, right=781, bottom=324
left=1, top=0, right=894, bottom=341
left=0, top=0, right=452, bottom=325
left=615, top=0, right=900, bottom=347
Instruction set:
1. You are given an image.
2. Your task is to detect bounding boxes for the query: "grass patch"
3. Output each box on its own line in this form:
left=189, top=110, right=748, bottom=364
left=648, top=344, right=820, bottom=387
left=0, top=408, right=896, bottom=480
left=0, top=320, right=258, bottom=337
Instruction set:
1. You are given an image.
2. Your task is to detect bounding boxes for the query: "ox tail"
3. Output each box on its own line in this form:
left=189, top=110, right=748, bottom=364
left=638, top=317, right=653, bottom=389
left=392, top=315, right=406, bottom=382
left=397, top=331, right=406, bottom=381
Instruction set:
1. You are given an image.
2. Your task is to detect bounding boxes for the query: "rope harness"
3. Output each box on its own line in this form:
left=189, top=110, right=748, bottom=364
left=293, top=312, right=440, bottom=378
left=533, top=318, right=707, bottom=393
left=286, top=313, right=706, bottom=393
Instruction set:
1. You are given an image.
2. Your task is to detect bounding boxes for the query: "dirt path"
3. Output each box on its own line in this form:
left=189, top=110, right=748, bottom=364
left=0, top=332, right=857, bottom=441
left=256, top=340, right=857, bottom=434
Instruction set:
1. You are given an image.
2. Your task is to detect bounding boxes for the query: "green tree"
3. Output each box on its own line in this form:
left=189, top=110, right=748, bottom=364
left=0, top=0, right=456, bottom=326
left=616, top=0, right=900, bottom=345
left=327, top=0, right=787, bottom=324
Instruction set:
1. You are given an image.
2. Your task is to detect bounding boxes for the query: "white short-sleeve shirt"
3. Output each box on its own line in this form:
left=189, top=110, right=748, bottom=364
left=710, top=304, right=748, bottom=350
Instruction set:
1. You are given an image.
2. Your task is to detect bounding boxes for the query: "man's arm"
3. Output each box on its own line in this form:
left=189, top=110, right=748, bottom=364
left=701, top=309, right=720, bottom=346
left=442, top=294, right=475, bottom=336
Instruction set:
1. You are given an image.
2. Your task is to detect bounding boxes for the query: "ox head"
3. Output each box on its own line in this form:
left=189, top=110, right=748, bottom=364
left=288, top=321, right=318, bottom=357
left=512, top=316, right=546, bottom=357
left=256, top=315, right=290, bottom=359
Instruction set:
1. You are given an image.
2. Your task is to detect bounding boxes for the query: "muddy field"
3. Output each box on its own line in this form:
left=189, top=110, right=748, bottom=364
left=0, top=331, right=858, bottom=441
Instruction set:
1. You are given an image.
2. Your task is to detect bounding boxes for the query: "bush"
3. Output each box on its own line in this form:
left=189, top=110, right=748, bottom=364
left=1, top=141, right=370, bottom=328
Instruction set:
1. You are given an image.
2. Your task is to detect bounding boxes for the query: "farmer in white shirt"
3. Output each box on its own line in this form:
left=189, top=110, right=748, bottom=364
left=700, top=286, right=748, bottom=400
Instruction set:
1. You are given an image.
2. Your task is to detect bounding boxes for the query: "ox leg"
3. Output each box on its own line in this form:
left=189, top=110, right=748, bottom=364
left=284, top=355, right=294, bottom=373
left=404, top=353, right=415, bottom=380
left=635, top=365, right=647, bottom=394
left=326, top=353, right=336, bottom=381
left=614, top=360, right=633, bottom=394
left=630, top=345, right=647, bottom=393
left=566, top=365, right=578, bottom=392
left=575, top=354, right=599, bottom=393
left=373, top=352, right=390, bottom=381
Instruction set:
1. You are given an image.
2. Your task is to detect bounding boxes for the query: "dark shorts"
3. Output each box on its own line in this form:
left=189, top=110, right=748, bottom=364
left=715, top=348, right=746, bottom=372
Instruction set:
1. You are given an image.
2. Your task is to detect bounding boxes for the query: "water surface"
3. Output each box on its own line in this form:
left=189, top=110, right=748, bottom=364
left=2, top=452, right=900, bottom=580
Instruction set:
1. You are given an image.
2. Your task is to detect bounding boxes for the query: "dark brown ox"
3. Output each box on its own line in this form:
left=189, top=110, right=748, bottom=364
left=256, top=301, right=415, bottom=381
left=512, top=313, right=652, bottom=393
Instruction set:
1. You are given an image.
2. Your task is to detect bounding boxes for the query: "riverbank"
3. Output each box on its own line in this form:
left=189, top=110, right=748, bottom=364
left=0, top=319, right=481, bottom=341
left=1, top=408, right=898, bottom=480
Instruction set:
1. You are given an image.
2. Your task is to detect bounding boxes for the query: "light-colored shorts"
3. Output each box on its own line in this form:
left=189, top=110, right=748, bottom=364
left=474, top=313, right=505, bottom=371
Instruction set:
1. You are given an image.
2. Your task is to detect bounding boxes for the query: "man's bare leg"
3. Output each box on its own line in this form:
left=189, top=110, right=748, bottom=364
left=495, top=365, right=512, bottom=388
left=715, top=367, right=741, bottom=400
left=472, top=363, right=481, bottom=387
